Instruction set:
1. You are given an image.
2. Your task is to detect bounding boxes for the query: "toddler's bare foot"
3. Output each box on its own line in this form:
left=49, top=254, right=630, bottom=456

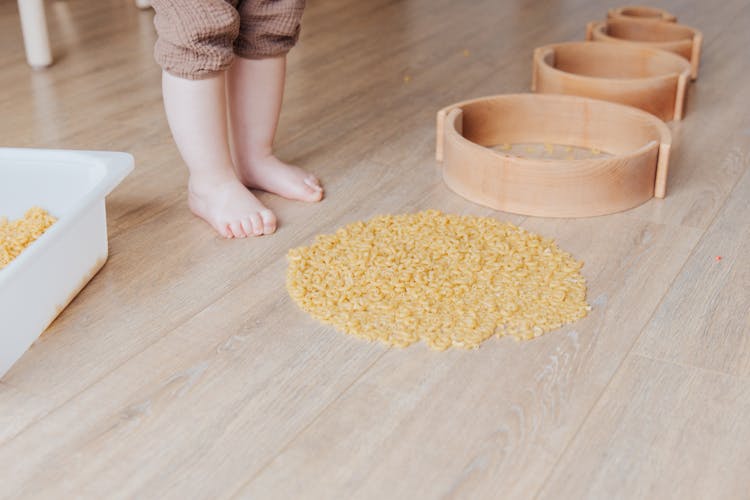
left=188, top=175, right=277, bottom=238
left=236, top=154, right=323, bottom=203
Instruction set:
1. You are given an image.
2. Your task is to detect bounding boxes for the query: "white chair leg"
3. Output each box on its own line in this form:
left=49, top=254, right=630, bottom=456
left=135, top=0, right=152, bottom=9
left=17, top=0, right=52, bottom=68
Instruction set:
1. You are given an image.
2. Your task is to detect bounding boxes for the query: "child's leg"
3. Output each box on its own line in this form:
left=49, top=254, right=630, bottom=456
left=228, top=0, right=323, bottom=202
left=152, top=0, right=276, bottom=238
left=228, top=56, right=322, bottom=202
left=162, top=71, right=276, bottom=238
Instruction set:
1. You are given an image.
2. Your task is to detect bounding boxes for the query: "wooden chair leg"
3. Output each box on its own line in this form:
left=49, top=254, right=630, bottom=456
left=17, top=0, right=52, bottom=68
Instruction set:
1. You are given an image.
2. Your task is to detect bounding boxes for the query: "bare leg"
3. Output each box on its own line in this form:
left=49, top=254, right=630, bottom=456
left=162, top=70, right=277, bottom=238
left=228, top=55, right=323, bottom=202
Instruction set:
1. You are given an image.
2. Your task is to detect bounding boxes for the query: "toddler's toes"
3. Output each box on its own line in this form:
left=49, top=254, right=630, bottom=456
left=229, top=221, right=246, bottom=239
left=248, top=212, right=264, bottom=236
left=304, top=175, right=322, bottom=190
left=241, top=217, right=255, bottom=237
left=189, top=177, right=277, bottom=239
left=236, top=156, right=324, bottom=203
left=301, top=179, right=324, bottom=202
left=260, top=209, right=277, bottom=235
left=221, top=223, right=234, bottom=239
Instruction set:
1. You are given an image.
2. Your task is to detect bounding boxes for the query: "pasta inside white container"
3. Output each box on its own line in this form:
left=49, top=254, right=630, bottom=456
left=0, top=148, right=133, bottom=378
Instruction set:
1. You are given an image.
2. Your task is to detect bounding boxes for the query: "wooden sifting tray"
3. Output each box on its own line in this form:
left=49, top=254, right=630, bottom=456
left=587, top=18, right=702, bottom=79
left=608, top=5, right=677, bottom=23
left=435, top=94, right=672, bottom=218
left=532, top=41, right=692, bottom=121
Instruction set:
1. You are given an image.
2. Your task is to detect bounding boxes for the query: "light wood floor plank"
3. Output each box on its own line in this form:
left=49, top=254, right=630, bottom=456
left=0, top=383, right=56, bottom=446
left=538, top=354, right=750, bottom=500
left=633, top=164, right=750, bottom=377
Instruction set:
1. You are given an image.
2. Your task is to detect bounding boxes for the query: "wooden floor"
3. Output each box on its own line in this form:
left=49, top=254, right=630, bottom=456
left=1, top=0, right=749, bottom=498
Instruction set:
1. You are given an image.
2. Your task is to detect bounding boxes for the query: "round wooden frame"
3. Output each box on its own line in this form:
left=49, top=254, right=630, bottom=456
left=586, top=18, right=702, bottom=80
left=607, top=5, right=677, bottom=23
left=532, top=41, right=692, bottom=121
left=435, top=94, right=672, bottom=218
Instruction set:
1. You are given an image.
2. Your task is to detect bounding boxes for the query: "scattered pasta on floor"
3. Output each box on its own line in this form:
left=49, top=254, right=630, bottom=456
left=0, top=207, right=57, bottom=269
left=286, top=210, right=590, bottom=350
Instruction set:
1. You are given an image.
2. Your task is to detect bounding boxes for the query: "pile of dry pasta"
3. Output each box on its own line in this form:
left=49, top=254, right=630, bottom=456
left=286, top=210, right=590, bottom=350
left=0, top=207, right=57, bottom=269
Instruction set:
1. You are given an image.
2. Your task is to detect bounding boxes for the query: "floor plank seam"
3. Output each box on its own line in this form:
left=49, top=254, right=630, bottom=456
left=227, top=348, right=390, bottom=498
left=533, top=164, right=748, bottom=497
left=631, top=352, right=750, bottom=381
left=621, top=162, right=748, bottom=351
left=529, top=208, right=736, bottom=498
left=0, top=263, right=272, bottom=448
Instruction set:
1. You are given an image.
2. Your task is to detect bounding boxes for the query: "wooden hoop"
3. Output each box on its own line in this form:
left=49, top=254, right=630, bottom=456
left=532, top=42, right=692, bottom=121
left=586, top=19, right=702, bottom=80
left=608, top=6, right=677, bottom=23
left=435, top=94, right=672, bottom=217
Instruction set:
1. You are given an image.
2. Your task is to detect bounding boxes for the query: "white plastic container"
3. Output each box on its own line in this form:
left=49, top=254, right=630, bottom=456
left=0, top=148, right=133, bottom=378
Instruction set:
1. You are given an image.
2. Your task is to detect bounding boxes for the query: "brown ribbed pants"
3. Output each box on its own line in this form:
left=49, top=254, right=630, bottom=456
left=152, top=0, right=305, bottom=80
